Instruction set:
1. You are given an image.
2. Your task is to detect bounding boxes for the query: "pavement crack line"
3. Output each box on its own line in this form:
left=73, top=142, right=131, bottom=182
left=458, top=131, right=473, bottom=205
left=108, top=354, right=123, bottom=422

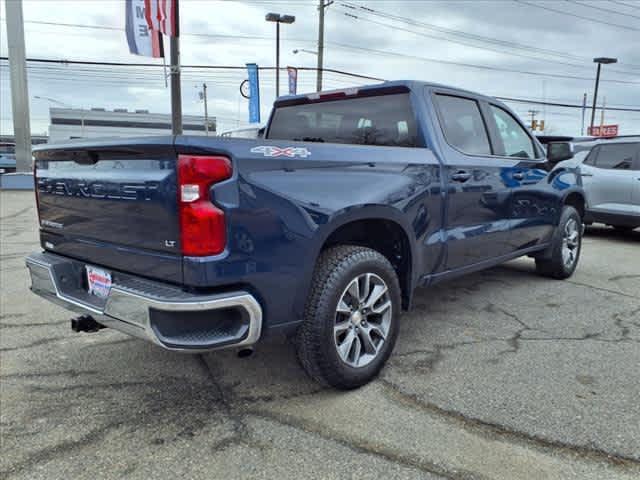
left=0, top=335, right=71, bottom=353
left=195, top=355, right=252, bottom=453
left=245, top=408, right=479, bottom=480
left=0, top=369, right=100, bottom=380
left=0, top=420, right=128, bottom=479
left=0, top=319, right=68, bottom=329
left=565, top=279, right=638, bottom=299
left=609, top=274, right=640, bottom=282
left=378, top=379, right=640, bottom=469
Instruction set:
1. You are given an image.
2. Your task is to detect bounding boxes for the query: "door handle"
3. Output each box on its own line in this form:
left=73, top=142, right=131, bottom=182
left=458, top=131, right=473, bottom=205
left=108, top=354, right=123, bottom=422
left=451, top=171, right=471, bottom=182
left=581, top=173, right=594, bottom=177
left=512, top=172, right=525, bottom=180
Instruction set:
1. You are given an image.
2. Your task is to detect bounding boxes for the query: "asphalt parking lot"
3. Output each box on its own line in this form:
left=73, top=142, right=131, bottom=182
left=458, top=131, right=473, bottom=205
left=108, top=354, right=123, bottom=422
left=1, top=189, right=639, bottom=480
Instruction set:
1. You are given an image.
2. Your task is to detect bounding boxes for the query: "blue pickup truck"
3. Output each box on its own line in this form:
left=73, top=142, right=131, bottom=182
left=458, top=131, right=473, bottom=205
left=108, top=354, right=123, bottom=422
left=27, top=81, right=584, bottom=389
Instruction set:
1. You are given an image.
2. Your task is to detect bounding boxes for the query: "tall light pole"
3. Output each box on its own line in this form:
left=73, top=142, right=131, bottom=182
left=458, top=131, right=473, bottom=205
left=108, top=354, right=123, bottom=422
left=265, top=13, right=295, bottom=98
left=590, top=57, right=617, bottom=132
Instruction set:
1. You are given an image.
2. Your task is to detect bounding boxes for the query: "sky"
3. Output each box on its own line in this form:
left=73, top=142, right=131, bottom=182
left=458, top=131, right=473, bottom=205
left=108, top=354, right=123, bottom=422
left=1, top=0, right=640, bottom=136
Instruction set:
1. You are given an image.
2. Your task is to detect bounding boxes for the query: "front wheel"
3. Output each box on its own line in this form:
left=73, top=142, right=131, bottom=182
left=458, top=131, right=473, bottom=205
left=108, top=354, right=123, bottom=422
left=295, top=245, right=401, bottom=390
left=535, top=206, right=582, bottom=279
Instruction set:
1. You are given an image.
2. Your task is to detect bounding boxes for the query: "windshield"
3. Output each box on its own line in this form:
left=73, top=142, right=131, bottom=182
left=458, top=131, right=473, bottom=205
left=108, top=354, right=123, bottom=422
left=267, top=93, right=420, bottom=148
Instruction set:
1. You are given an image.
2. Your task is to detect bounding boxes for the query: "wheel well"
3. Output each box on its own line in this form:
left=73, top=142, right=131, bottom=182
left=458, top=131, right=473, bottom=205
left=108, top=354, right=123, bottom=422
left=564, top=192, right=585, bottom=220
left=322, top=219, right=412, bottom=310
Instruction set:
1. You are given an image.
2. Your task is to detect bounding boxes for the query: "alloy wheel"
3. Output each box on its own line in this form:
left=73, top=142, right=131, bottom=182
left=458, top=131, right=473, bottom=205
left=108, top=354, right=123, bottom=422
left=334, top=273, right=392, bottom=368
left=562, top=218, right=580, bottom=268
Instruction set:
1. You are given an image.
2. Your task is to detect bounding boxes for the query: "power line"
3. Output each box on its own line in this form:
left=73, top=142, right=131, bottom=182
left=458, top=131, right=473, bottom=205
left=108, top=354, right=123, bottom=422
left=495, top=96, right=640, bottom=113
left=515, top=0, right=640, bottom=32
left=5, top=18, right=315, bottom=44
left=8, top=15, right=640, bottom=83
left=340, top=7, right=640, bottom=77
left=6, top=53, right=639, bottom=87
left=608, top=1, right=640, bottom=12
left=565, top=0, right=640, bottom=20
left=322, top=43, right=640, bottom=85
left=3, top=57, right=639, bottom=113
left=0, top=57, right=383, bottom=81
left=340, top=1, right=640, bottom=72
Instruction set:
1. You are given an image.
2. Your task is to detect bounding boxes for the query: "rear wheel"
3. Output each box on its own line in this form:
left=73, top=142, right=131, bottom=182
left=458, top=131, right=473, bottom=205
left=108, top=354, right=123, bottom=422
left=295, top=245, right=401, bottom=389
left=536, top=206, right=582, bottom=279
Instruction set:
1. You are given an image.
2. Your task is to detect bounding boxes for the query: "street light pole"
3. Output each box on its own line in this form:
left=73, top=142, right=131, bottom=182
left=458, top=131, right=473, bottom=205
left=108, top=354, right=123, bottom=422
left=590, top=57, right=617, bottom=132
left=266, top=13, right=296, bottom=99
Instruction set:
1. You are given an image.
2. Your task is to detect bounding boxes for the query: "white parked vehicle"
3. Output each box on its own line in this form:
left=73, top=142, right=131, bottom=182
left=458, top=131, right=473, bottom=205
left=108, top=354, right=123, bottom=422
left=557, top=137, right=640, bottom=231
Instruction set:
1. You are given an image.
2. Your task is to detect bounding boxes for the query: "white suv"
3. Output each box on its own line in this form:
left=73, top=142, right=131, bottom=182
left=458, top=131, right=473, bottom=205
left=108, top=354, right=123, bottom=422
left=576, top=138, right=640, bottom=231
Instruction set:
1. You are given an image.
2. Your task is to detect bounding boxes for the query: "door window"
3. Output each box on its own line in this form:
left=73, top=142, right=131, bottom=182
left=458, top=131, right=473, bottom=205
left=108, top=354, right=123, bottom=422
left=490, top=105, right=535, bottom=159
left=593, top=143, right=638, bottom=170
left=435, top=94, right=492, bottom=156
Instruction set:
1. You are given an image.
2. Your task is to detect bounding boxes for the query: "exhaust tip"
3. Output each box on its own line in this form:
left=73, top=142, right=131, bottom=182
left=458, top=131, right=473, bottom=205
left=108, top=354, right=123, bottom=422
left=237, top=348, right=254, bottom=358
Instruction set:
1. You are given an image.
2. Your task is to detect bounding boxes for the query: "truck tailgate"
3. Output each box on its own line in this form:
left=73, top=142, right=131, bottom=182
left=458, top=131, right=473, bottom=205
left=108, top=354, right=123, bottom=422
left=34, top=138, right=183, bottom=283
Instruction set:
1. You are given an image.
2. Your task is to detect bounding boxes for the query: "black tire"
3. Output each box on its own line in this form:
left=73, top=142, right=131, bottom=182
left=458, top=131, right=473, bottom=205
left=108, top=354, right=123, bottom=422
left=535, top=206, right=582, bottom=279
left=295, top=245, right=401, bottom=390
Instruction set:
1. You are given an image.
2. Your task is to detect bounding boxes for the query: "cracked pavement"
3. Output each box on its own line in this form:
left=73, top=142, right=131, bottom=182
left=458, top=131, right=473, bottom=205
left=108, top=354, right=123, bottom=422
left=1, top=190, right=639, bottom=479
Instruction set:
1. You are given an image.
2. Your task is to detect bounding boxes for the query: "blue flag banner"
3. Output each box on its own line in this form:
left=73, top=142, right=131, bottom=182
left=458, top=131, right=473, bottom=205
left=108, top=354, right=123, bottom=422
left=287, top=67, right=298, bottom=95
left=246, top=63, right=261, bottom=124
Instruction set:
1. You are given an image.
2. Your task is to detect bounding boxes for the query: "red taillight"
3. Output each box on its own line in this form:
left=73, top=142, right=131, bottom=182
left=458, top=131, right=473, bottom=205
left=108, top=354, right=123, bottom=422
left=177, top=155, right=232, bottom=256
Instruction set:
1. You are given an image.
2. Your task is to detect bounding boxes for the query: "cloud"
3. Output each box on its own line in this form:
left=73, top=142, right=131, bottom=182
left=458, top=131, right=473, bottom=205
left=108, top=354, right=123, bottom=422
left=1, top=0, right=639, bottom=135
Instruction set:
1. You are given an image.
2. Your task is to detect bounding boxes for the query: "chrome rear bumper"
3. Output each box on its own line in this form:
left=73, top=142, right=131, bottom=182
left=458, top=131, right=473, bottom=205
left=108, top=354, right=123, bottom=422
left=26, top=252, right=262, bottom=352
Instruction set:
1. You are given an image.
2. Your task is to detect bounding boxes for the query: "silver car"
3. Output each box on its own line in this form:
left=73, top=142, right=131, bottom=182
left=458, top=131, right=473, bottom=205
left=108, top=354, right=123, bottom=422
left=561, top=137, right=640, bottom=231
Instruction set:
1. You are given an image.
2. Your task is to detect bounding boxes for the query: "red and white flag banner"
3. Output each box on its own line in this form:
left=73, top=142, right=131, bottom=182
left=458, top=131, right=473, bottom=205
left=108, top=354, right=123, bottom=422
left=144, top=0, right=178, bottom=37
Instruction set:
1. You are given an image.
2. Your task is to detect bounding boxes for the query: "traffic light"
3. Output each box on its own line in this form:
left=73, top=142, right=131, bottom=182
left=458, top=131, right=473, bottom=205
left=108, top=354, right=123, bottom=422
left=539, top=120, right=545, bottom=131
left=531, top=119, right=538, bottom=130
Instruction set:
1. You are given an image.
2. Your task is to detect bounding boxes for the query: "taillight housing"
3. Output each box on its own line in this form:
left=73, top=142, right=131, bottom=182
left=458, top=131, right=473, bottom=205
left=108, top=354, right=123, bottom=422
left=177, top=155, right=232, bottom=256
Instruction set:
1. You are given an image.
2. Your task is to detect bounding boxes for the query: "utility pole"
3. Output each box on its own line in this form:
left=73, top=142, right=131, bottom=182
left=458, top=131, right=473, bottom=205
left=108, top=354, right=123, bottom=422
left=170, top=2, right=182, bottom=135
left=581, top=92, right=587, bottom=136
left=600, top=96, right=606, bottom=128
left=276, top=21, right=281, bottom=96
left=202, top=83, right=209, bottom=136
left=316, top=0, right=333, bottom=92
left=5, top=0, right=32, bottom=172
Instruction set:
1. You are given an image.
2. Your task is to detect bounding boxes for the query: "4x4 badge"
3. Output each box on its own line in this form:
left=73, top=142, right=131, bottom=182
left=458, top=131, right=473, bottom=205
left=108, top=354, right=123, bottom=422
left=251, top=146, right=311, bottom=158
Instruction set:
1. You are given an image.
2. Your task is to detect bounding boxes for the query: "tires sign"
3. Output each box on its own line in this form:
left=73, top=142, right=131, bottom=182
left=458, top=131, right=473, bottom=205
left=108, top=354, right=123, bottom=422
left=587, top=125, right=618, bottom=137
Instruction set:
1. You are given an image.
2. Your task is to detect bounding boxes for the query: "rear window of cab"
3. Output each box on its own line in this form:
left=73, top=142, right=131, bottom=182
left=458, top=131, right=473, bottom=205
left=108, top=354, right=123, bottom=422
left=267, top=93, right=420, bottom=148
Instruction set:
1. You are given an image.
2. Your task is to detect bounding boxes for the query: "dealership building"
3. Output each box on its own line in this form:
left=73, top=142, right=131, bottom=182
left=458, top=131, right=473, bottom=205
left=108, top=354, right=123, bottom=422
left=47, top=107, right=216, bottom=143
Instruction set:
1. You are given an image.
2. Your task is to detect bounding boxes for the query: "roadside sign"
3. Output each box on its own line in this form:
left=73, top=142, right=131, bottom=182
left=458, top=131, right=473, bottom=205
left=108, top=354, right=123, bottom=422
left=587, top=125, right=619, bottom=137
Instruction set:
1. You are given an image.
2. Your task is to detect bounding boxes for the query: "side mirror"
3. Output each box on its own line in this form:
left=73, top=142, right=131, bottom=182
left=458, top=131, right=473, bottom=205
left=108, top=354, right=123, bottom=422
left=547, top=142, right=574, bottom=164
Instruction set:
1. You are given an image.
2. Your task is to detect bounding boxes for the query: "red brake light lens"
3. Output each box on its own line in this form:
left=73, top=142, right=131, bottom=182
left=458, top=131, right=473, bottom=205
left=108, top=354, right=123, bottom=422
left=177, top=155, right=232, bottom=256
